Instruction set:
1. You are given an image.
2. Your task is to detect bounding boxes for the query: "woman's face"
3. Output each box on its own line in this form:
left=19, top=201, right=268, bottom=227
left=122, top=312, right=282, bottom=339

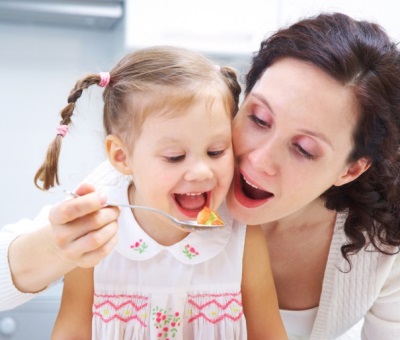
left=226, top=57, right=363, bottom=225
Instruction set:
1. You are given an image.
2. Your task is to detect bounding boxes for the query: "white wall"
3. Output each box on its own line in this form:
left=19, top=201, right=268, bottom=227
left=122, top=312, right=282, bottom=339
left=125, top=0, right=400, bottom=58
left=277, top=0, right=400, bottom=41
left=0, top=21, right=126, bottom=226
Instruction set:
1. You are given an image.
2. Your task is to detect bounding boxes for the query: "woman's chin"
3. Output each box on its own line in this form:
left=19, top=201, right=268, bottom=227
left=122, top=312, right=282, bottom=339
left=226, top=186, right=270, bottom=225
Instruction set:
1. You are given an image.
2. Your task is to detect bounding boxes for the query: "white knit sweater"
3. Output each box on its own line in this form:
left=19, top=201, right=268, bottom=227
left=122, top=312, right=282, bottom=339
left=1, top=161, right=399, bottom=339
left=310, top=212, right=400, bottom=339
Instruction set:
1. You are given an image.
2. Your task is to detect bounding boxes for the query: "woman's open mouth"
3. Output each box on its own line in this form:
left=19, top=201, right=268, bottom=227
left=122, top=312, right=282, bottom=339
left=240, top=174, right=273, bottom=200
left=232, top=172, right=273, bottom=208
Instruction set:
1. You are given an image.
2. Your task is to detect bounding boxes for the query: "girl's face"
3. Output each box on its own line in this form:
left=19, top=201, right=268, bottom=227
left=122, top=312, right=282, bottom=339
left=226, top=57, right=367, bottom=225
left=115, top=95, right=233, bottom=230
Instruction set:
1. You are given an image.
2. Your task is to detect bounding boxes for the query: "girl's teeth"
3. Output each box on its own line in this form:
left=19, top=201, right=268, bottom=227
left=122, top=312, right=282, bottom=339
left=185, top=192, right=203, bottom=196
left=244, top=177, right=260, bottom=189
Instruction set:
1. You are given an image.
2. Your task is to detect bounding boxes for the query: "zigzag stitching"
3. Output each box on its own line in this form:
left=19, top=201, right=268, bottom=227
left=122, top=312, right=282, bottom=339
left=187, top=298, right=242, bottom=310
left=93, top=300, right=148, bottom=311
left=93, top=312, right=147, bottom=327
left=187, top=292, right=241, bottom=298
left=94, top=293, right=148, bottom=300
left=187, top=311, right=243, bottom=324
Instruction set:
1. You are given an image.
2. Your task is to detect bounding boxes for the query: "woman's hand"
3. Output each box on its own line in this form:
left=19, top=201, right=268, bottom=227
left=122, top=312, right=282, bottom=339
left=8, top=183, right=120, bottom=293
left=49, top=183, right=120, bottom=268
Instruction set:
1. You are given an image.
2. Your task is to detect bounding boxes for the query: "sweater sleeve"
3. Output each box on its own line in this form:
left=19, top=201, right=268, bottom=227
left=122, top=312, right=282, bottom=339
left=362, top=252, right=400, bottom=340
left=0, top=218, right=44, bottom=311
left=0, top=160, right=120, bottom=311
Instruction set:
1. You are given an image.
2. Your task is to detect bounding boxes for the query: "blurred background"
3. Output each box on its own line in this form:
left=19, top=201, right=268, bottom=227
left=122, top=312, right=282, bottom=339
left=0, top=0, right=399, bottom=338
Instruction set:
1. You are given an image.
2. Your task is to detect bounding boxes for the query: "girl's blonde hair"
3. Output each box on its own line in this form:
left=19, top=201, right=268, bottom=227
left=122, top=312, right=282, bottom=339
left=34, top=46, right=241, bottom=190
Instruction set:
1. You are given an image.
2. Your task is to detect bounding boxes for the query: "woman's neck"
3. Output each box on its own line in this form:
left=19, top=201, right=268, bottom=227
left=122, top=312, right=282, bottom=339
left=262, top=198, right=336, bottom=233
left=262, top=199, right=337, bottom=310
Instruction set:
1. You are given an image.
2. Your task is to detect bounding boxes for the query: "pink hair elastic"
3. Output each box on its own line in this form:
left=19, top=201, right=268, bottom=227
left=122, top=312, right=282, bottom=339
left=214, top=65, right=221, bottom=72
left=56, top=125, right=69, bottom=137
left=98, top=72, right=110, bottom=87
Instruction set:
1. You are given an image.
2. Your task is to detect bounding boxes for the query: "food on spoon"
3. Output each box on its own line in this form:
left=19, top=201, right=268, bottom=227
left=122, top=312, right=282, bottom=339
left=196, top=207, right=224, bottom=226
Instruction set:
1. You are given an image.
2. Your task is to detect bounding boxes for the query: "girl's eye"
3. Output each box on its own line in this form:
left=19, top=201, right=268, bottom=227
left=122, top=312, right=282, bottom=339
left=165, top=155, right=185, bottom=163
left=294, top=144, right=315, bottom=160
left=248, top=114, right=271, bottom=128
left=208, top=150, right=225, bottom=158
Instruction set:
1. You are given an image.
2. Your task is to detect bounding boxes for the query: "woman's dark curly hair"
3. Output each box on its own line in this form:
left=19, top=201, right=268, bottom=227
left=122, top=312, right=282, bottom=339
left=246, top=12, right=400, bottom=267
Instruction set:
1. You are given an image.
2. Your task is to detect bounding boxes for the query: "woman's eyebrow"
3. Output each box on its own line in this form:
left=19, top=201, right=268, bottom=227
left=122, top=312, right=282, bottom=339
left=250, top=92, right=334, bottom=149
left=251, top=92, right=274, bottom=115
left=298, top=128, right=334, bottom=149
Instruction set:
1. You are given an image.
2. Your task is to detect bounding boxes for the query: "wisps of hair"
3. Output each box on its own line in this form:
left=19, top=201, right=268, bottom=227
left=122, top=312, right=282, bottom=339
left=220, top=66, right=242, bottom=116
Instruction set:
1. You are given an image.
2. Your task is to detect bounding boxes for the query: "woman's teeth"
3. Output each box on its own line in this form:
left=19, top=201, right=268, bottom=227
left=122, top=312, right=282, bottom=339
left=243, top=177, right=260, bottom=189
left=241, top=174, right=273, bottom=200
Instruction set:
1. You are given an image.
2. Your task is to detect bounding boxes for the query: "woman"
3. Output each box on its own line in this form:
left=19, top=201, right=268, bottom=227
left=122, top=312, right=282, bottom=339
left=2, top=12, right=399, bottom=339
left=225, top=12, right=400, bottom=339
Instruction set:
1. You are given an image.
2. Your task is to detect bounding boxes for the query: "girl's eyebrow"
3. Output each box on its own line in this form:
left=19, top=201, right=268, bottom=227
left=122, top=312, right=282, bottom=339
left=158, top=136, right=179, bottom=144
left=250, top=92, right=334, bottom=149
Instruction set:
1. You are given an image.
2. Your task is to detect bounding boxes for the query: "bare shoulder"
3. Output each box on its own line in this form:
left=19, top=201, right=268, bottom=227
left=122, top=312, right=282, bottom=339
left=242, top=225, right=288, bottom=340
left=52, top=267, right=94, bottom=339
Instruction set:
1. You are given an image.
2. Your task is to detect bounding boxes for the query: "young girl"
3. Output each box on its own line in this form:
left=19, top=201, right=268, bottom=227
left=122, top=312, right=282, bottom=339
left=35, top=46, right=287, bottom=339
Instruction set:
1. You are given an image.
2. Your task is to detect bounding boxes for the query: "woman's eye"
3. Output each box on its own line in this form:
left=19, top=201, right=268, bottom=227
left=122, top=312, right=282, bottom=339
left=248, top=114, right=271, bottom=128
left=295, top=144, right=315, bottom=160
left=165, top=155, right=185, bottom=163
left=208, top=150, right=225, bottom=158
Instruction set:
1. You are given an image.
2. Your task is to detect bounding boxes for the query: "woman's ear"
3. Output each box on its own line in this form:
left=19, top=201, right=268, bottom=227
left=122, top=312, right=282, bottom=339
left=105, top=135, right=132, bottom=175
left=334, top=157, right=371, bottom=186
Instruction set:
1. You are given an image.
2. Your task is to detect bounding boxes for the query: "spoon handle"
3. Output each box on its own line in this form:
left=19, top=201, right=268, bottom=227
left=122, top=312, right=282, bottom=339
left=63, top=190, right=223, bottom=231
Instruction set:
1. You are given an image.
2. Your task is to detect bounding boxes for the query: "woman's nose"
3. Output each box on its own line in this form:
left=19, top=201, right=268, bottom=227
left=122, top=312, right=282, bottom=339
left=248, top=141, right=279, bottom=176
left=184, top=159, right=214, bottom=182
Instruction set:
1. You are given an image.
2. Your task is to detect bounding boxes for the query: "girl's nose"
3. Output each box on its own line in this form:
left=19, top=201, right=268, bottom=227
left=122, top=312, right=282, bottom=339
left=248, top=141, right=279, bottom=176
left=184, top=160, right=214, bottom=182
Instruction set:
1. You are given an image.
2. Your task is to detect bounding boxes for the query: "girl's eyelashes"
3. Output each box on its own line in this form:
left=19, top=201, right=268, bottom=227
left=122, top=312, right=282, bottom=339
left=164, top=149, right=226, bottom=162
left=207, top=150, right=225, bottom=158
left=164, top=155, right=185, bottom=163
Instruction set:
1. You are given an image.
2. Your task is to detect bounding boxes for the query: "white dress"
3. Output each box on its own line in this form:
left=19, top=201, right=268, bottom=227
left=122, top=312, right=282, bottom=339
left=280, top=307, right=318, bottom=340
left=92, top=179, right=247, bottom=340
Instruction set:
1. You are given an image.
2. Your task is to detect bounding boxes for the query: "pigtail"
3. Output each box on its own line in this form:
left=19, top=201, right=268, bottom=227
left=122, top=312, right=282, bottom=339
left=219, top=66, right=242, bottom=116
left=34, top=74, right=103, bottom=190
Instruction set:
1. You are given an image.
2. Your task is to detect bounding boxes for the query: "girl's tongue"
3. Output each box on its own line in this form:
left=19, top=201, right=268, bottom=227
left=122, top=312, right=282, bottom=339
left=174, top=193, right=206, bottom=211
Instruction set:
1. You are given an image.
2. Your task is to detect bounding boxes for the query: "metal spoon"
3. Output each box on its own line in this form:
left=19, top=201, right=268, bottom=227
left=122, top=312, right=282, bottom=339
left=64, top=190, right=225, bottom=232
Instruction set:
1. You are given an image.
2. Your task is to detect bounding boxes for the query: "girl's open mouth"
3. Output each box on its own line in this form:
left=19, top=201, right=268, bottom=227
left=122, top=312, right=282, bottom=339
left=173, top=192, right=209, bottom=218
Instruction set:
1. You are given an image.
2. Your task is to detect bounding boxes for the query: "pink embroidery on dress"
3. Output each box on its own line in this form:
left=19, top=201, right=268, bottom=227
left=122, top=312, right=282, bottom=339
left=186, top=291, right=243, bottom=324
left=93, top=293, right=149, bottom=327
left=152, top=307, right=181, bottom=339
left=182, top=244, right=199, bottom=259
left=130, top=238, right=148, bottom=253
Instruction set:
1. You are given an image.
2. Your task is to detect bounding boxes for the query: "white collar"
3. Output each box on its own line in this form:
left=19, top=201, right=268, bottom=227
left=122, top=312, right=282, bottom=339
left=111, top=181, right=233, bottom=265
